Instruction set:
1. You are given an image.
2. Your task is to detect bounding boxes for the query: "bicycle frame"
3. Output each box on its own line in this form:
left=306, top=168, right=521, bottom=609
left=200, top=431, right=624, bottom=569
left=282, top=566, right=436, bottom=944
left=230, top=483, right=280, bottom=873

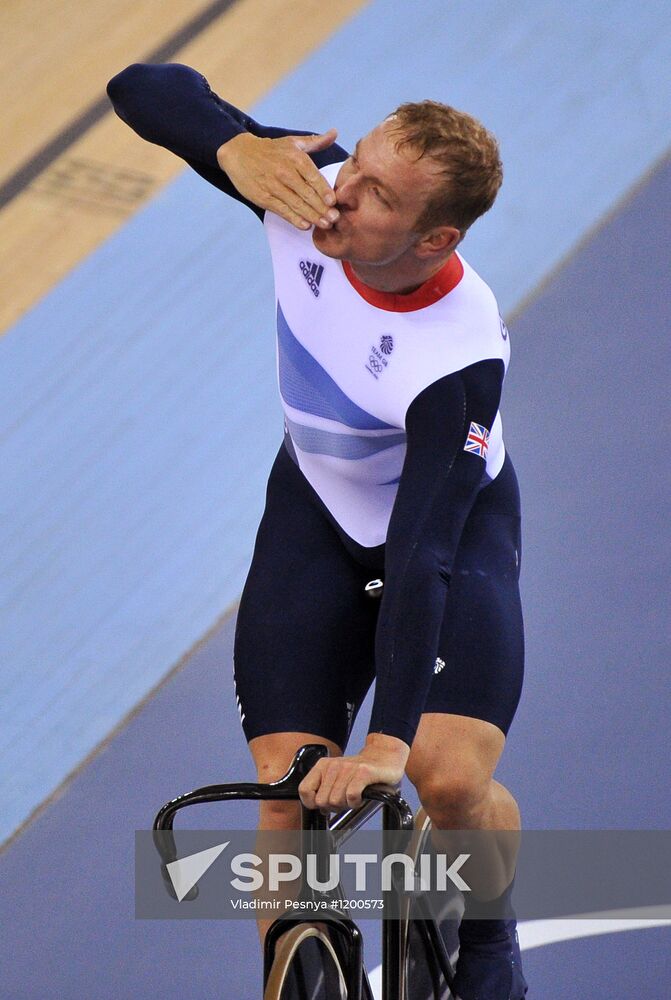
left=153, top=743, right=455, bottom=1000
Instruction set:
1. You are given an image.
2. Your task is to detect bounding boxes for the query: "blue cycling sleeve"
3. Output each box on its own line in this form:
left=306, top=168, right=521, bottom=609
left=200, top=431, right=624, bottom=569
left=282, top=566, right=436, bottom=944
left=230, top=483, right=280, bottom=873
left=106, top=62, right=348, bottom=218
left=368, top=358, right=505, bottom=747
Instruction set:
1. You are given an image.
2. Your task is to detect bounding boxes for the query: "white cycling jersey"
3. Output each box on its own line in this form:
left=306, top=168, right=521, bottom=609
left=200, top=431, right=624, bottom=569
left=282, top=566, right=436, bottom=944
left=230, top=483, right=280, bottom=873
left=264, top=162, right=510, bottom=547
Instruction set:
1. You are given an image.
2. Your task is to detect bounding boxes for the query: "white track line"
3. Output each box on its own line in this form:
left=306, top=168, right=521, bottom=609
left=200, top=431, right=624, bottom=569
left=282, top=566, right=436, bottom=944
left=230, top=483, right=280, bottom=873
left=368, top=908, right=671, bottom=997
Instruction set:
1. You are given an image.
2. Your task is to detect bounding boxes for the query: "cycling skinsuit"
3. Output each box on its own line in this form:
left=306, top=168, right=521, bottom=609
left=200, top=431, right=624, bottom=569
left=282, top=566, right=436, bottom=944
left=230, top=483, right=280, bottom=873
left=107, top=64, right=524, bottom=749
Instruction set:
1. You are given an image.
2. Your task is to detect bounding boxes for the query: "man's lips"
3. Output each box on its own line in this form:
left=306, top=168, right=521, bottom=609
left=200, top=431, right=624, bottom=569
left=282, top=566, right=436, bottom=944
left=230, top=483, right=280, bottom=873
left=314, top=210, right=346, bottom=235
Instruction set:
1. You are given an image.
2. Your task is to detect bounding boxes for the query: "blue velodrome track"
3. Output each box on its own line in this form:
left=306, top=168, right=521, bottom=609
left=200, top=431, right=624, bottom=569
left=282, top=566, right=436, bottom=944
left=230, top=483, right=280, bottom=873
left=1, top=1, right=670, bottom=996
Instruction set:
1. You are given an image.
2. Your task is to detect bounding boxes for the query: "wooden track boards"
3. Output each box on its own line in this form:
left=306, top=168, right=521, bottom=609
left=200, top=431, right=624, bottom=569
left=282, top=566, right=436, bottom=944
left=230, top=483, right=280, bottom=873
left=0, top=0, right=369, bottom=333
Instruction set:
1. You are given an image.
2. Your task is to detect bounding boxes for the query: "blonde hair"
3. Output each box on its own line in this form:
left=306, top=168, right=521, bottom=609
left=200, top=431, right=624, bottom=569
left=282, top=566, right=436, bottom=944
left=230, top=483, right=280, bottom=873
left=386, top=101, right=503, bottom=235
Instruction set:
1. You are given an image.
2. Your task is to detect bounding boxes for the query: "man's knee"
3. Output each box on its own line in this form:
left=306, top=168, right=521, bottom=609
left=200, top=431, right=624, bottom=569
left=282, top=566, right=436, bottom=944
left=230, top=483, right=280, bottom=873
left=411, top=763, right=490, bottom=826
left=259, top=798, right=302, bottom=830
left=250, top=731, right=342, bottom=828
left=251, top=732, right=341, bottom=779
left=407, top=714, right=505, bottom=826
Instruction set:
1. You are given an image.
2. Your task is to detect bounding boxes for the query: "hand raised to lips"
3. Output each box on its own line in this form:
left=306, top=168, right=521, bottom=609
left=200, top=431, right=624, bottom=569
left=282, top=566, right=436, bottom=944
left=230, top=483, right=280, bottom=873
left=217, top=130, right=341, bottom=231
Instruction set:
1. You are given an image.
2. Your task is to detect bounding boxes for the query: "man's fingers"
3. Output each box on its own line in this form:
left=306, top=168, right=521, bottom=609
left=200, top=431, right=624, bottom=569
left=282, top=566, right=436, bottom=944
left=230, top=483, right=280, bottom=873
left=273, top=156, right=336, bottom=218
left=299, top=758, right=378, bottom=813
left=298, top=766, right=323, bottom=809
left=293, top=131, right=339, bottom=210
left=329, top=774, right=357, bottom=809
left=318, top=761, right=367, bottom=810
left=314, top=762, right=340, bottom=811
left=294, top=128, right=338, bottom=154
left=264, top=193, right=311, bottom=230
left=297, top=161, right=339, bottom=215
left=217, top=130, right=339, bottom=223
left=276, top=180, right=335, bottom=227
left=334, top=765, right=369, bottom=809
left=295, top=177, right=339, bottom=222
left=345, top=781, right=366, bottom=809
left=266, top=185, right=335, bottom=231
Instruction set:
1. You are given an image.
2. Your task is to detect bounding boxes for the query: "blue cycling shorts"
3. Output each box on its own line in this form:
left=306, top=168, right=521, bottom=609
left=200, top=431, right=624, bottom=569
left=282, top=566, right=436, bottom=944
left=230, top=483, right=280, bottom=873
left=233, top=443, right=524, bottom=749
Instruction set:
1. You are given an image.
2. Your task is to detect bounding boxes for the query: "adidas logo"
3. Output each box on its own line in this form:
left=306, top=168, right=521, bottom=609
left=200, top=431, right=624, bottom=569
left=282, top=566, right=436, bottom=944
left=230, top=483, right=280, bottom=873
left=299, top=260, right=324, bottom=297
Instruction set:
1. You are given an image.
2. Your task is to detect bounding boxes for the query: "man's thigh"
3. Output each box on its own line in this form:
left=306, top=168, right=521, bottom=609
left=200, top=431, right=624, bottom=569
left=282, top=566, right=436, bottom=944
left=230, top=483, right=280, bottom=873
left=233, top=446, right=377, bottom=749
left=423, top=504, right=525, bottom=737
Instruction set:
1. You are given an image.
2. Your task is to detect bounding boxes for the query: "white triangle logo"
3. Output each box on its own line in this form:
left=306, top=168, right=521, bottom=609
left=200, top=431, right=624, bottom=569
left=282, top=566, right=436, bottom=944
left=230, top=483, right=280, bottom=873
left=166, top=841, right=229, bottom=902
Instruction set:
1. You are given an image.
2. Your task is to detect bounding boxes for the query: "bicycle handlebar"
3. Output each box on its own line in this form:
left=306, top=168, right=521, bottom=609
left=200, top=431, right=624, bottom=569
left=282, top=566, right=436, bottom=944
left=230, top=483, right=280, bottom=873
left=153, top=743, right=414, bottom=885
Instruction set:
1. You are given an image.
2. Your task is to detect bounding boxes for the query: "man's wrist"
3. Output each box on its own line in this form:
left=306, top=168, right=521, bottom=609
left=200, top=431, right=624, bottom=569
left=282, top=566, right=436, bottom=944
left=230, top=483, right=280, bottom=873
left=216, top=131, right=257, bottom=170
left=365, top=732, right=411, bottom=760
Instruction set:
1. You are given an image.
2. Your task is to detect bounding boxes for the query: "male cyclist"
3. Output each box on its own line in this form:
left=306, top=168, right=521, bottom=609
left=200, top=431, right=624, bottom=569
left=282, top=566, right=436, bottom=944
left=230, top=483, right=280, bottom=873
left=108, top=62, right=528, bottom=999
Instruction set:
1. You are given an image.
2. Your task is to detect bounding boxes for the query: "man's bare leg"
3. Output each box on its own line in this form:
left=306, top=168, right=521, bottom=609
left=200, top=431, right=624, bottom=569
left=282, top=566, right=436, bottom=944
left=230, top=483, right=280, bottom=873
left=406, top=712, right=527, bottom=999
left=248, top=731, right=342, bottom=946
left=406, top=712, right=519, bottom=896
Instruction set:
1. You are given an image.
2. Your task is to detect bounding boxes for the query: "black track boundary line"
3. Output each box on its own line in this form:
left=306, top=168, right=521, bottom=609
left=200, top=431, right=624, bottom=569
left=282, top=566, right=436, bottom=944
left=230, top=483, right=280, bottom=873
left=0, top=0, right=241, bottom=209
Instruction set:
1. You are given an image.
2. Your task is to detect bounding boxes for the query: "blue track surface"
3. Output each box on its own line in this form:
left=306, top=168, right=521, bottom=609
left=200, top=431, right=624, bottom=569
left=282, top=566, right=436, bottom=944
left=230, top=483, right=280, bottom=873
left=2, top=0, right=671, bottom=844
left=1, top=149, right=669, bottom=999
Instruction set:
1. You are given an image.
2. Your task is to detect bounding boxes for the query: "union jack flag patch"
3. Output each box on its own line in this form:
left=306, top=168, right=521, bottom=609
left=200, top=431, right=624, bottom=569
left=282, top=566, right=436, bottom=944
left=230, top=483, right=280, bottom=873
left=464, top=421, right=490, bottom=459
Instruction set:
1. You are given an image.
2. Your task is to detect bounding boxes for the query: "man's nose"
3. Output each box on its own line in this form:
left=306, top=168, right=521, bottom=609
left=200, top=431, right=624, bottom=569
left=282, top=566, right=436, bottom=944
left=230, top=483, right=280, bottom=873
left=335, top=176, right=357, bottom=209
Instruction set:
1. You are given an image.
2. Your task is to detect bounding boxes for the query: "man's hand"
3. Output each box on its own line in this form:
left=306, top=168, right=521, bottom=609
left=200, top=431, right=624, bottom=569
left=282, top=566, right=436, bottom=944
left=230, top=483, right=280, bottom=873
left=298, top=734, right=411, bottom=812
left=216, top=129, right=341, bottom=231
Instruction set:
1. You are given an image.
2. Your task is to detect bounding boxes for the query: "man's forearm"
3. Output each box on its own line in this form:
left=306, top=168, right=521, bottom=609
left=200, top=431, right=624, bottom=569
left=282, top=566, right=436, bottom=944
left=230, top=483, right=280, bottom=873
left=367, top=363, right=503, bottom=747
left=107, top=62, right=342, bottom=227
left=106, top=62, right=247, bottom=167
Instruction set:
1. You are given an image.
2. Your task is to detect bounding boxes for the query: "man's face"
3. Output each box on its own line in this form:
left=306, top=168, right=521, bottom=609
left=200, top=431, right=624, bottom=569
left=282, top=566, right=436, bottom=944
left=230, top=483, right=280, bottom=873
left=312, top=120, right=445, bottom=266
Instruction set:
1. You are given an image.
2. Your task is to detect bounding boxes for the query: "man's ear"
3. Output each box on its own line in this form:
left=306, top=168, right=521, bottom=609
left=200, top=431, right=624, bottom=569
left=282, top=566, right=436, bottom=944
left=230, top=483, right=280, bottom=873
left=415, top=225, right=461, bottom=259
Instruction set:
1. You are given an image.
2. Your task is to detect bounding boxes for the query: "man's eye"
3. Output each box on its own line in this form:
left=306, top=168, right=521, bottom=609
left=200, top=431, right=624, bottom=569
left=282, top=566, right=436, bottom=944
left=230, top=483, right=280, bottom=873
left=372, top=186, right=388, bottom=205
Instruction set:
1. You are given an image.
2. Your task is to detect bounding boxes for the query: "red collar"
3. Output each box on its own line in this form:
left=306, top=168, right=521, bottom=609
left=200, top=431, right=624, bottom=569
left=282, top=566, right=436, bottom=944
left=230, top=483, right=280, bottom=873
left=342, top=253, right=464, bottom=312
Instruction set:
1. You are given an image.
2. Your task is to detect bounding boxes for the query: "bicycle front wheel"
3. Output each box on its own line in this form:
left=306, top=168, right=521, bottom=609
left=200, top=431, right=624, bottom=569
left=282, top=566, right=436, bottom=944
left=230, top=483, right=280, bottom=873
left=264, top=924, right=349, bottom=1000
